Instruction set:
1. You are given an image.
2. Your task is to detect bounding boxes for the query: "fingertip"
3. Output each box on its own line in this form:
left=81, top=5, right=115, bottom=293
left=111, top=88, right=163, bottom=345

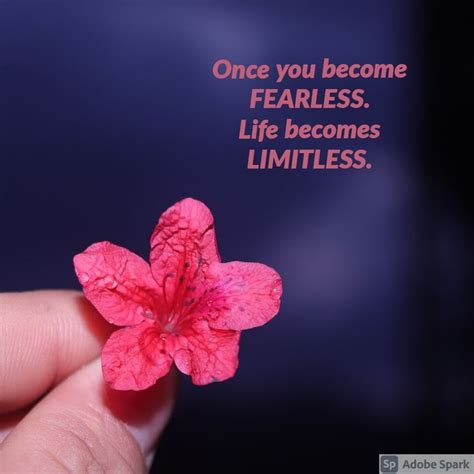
left=0, top=290, right=114, bottom=414
left=1, top=359, right=178, bottom=472
left=103, top=366, right=179, bottom=454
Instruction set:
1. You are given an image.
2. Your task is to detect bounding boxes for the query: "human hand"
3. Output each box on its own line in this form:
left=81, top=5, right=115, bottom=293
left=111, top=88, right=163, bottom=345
left=0, top=291, right=177, bottom=473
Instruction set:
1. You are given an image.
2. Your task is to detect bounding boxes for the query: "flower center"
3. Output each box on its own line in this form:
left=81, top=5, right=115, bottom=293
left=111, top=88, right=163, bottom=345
left=145, top=306, right=181, bottom=335
left=163, top=320, right=176, bottom=333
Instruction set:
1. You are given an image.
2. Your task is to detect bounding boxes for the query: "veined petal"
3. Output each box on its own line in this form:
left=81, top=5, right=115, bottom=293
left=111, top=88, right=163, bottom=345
left=149, top=198, right=220, bottom=314
left=171, top=319, right=240, bottom=386
left=74, top=242, right=159, bottom=326
left=102, top=322, right=173, bottom=390
left=198, top=261, right=282, bottom=331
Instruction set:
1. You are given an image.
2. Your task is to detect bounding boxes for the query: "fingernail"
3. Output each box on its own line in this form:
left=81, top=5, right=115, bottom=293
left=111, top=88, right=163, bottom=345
left=103, top=368, right=178, bottom=453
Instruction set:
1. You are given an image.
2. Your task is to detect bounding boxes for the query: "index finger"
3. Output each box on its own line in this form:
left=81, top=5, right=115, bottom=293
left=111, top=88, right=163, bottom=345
left=0, top=290, right=113, bottom=414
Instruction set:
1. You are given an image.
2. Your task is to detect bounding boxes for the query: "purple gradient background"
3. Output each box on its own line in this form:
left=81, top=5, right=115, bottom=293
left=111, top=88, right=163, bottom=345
left=1, top=1, right=472, bottom=472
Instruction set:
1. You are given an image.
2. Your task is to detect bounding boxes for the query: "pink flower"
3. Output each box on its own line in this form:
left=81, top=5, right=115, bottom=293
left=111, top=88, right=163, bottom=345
left=73, top=198, right=282, bottom=390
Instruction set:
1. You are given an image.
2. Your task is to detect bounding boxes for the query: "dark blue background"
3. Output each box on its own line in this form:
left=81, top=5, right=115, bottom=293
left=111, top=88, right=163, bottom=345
left=1, top=1, right=472, bottom=472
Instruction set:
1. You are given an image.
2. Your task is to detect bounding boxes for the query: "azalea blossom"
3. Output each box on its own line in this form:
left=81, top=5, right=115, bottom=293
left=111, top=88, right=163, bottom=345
left=73, top=198, right=282, bottom=390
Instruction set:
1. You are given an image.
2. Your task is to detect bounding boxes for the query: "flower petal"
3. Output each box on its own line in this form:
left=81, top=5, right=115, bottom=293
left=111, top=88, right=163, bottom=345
left=172, top=319, right=240, bottom=385
left=149, top=198, right=220, bottom=312
left=74, top=242, right=160, bottom=326
left=102, top=322, right=173, bottom=390
left=199, top=261, right=282, bottom=331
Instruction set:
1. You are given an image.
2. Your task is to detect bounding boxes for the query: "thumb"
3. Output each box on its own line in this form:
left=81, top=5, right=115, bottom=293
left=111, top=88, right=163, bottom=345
left=0, top=358, right=177, bottom=473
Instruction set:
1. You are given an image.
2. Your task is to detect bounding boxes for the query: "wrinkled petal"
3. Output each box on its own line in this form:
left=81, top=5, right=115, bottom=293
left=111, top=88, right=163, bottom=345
left=149, top=198, right=220, bottom=313
left=197, top=261, right=282, bottom=331
left=102, top=322, right=173, bottom=390
left=74, top=242, right=159, bottom=326
left=170, top=319, right=240, bottom=385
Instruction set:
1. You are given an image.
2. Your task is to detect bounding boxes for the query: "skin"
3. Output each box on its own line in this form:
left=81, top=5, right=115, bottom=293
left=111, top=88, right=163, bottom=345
left=0, top=290, right=177, bottom=473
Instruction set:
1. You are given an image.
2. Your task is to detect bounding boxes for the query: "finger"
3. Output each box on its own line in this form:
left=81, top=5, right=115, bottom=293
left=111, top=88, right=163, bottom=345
left=0, top=290, right=113, bottom=414
left=1, top=358, right=177, bottom=473
left=0, top=408, right=27, bottom=443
